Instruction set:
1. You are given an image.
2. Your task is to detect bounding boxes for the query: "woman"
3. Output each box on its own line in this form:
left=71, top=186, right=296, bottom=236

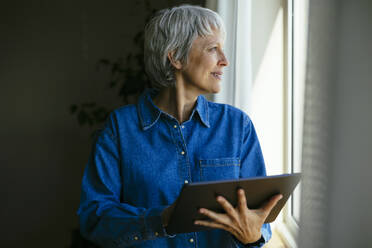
left=77, top=5, right=282, bottom=248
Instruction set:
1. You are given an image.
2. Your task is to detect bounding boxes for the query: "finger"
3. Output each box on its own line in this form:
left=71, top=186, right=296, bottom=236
left=194, top=219, right=229, bottom=230
left=216, top=196, right=238, bottom=219
left=199, top=208, right=230, bottom=224
left=261, top=194, right=283, bottom=214
left=194, top=220, right=237, bottom=236
left=237, top=188, right=248, bottom=212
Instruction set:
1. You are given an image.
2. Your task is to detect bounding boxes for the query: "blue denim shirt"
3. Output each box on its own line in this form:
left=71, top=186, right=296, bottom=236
left=77, top=89, right=271, bottom=248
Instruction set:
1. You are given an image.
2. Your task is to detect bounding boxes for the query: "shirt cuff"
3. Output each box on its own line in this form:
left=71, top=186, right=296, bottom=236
left=111, top=206, right=175, bottom=247
left=232, top=235, right=265, bottom=248
left=232, top=223, right=271, bottom=248
left=144, top=205, right=176, bottom=239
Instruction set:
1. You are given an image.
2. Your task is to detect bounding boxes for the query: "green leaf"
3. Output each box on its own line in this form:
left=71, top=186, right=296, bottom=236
left=70, top=104, right=78, bottom=114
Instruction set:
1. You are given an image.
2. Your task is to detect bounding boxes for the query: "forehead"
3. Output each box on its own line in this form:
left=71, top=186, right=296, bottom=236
left=194, top=29, right=226, bottom=46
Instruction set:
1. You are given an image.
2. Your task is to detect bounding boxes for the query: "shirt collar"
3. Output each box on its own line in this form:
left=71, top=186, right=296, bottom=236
left=193, top=93, right=210, bottom=128
left=137, top=88, right=210, bottom=130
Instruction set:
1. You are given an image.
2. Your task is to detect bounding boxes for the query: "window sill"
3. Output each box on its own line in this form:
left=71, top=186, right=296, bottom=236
left=270, top=220, right=298, bottom=248
left=264, top=227, right=287, bottom=248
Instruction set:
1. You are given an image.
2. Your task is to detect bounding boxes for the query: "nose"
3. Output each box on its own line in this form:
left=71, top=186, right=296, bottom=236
left=218, top=50, right=229, bottom=67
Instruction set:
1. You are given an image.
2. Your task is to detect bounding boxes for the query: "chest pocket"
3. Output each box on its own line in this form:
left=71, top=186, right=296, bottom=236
left=199, top=157, right=240, bottom=181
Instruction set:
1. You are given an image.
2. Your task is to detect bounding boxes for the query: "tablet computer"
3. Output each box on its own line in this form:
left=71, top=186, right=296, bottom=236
left=166, top=173, right=301, bottom=234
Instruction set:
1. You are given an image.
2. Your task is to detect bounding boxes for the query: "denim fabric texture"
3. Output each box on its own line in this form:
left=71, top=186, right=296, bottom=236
left=77, top=89, right=271, bottom=248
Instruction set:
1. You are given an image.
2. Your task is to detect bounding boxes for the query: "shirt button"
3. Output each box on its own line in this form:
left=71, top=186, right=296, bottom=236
left=184, top=180, right=189, bottom=184
left=189, top=238, right=194, bottom=243
left=155, top=232, right=159, bottom=236
left=181, top=151, right=185, bottom=155
left=181, top=125, right=185, bottom=129
left=173, top=125, right=177, bottom=128
left=134, top=236, right=139, bottom=240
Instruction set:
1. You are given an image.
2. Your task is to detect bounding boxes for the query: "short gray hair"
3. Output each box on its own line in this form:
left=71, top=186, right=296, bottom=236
left=144, top=5, right=225, bottom=89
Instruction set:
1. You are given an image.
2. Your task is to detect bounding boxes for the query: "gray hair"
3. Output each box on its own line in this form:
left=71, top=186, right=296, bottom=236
left=144, top=5, right=225, bottom=89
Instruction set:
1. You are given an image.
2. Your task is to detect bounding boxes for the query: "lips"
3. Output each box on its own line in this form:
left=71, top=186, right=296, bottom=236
left=211, top=71, right=222, bottom=80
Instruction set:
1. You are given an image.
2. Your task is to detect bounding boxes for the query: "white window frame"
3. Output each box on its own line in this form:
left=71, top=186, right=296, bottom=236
left=279, top=0, right=308, bottom=246
left=271, top=1, right=298, bottom=246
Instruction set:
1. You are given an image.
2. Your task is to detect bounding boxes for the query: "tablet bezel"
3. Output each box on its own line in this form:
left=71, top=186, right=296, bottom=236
left=166, top=173, right=301, bottom=235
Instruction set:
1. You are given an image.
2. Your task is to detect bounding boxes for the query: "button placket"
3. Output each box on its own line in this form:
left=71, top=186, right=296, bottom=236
left=170, top=120, right=191, bottom=192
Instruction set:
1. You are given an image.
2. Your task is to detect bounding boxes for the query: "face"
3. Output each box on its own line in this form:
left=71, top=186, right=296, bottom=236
left=174, top=28, right=229, bottom=95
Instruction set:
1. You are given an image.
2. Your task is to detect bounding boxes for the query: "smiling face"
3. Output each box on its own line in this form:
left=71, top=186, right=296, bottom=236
left=173, top=28, right=229, bottom=95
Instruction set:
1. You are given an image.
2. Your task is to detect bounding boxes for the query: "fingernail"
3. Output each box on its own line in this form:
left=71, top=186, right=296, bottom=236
left=194, top=221, right=199, bottom=225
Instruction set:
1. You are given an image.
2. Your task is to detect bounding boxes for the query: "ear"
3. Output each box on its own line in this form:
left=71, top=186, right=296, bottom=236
left=167, top=51, right=182, bottom=70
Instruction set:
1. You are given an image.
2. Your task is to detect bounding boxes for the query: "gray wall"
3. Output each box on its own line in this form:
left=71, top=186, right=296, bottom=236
left=299, top=0, right=372, bottom=247
left=0, top=1, right=203, bottom=247
left=327, top=0, right=372, bottom=246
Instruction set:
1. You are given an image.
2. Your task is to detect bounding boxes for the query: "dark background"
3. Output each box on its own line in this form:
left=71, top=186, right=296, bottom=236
left=0, top=0, right=204, bottom=247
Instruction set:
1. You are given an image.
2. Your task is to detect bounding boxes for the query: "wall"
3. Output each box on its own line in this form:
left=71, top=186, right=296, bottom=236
left=327, top=0, right=372, bottom=246
left=0, top=0, right=203, bottom=247
left=299, top=0, right=372, bottom=247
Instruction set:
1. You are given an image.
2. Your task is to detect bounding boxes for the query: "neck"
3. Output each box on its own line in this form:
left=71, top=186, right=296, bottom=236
left=153, top=84, right=198, bottom=124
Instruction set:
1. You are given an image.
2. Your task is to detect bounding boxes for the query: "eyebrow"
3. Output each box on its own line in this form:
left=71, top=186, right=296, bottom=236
left=204, top=39, right=219, bottom=47
left=206, top=41, right=217, bottom=45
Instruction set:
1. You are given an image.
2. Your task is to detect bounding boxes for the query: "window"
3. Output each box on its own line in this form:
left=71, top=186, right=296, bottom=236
left=284, top=0, right=308, bottom=243
left=209, top=0, right=309, bottom=246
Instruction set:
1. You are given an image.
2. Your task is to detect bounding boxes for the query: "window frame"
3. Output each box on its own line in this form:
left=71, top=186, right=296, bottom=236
left=279, top=0, right=309, bottom=246
left=274, top=0, right=300, bottom=246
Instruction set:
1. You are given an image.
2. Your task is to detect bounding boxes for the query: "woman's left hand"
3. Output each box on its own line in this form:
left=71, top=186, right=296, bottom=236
left=194, top=189, right=282, bottom=244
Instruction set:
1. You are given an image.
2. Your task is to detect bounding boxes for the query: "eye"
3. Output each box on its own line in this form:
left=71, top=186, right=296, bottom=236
left=209, top=46, right=218, bottom=52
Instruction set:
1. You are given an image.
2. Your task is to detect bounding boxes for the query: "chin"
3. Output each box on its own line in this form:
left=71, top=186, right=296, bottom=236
left=210, top=83, right=221, bottom=94
left=195, top=82, right=220, bottom=95
left=202, top=86, right=220, bottom=95
left=210, top=87, right=221, bottom=94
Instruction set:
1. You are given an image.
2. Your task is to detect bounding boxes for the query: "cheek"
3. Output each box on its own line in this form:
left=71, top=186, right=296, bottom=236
left=193, top=53, right=215, bottom=68
left=205, top=55, right=218, bottom=69
left=187, top=53, right=216, bottom=79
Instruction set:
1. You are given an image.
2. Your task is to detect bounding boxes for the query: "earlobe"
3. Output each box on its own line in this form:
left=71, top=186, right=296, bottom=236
left=168, top=51, right=182, bottom=70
